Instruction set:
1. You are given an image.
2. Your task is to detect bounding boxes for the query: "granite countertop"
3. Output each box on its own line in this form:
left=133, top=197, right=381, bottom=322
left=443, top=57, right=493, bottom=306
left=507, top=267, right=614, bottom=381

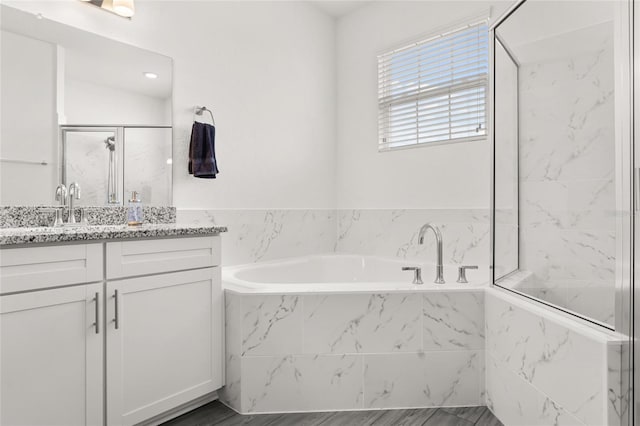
left=0, top=223, right=228, bottom=246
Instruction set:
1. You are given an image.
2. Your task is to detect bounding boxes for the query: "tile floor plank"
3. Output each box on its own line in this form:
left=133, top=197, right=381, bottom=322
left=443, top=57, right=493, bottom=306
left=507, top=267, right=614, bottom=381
left=474, top=409, right=504, bottom=426
left=162, top=401, right=237, bottom=426
left=441, top=406, right=487, bottom=423
left=161, top=401, right=504, bottom=426
left=260, top=411, right=337, bottom=426
left=314, top=410, right=385, bottom=426
left=420, top=410, right=476, bottom=426
left=369, top=408, right=437, bottom=425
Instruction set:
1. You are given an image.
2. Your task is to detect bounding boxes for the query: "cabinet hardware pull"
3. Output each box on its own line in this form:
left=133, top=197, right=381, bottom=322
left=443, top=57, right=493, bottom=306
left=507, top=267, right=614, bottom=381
left=114, top=289, right=120, bottom=330
left=93, top=292, right=99, bottom=334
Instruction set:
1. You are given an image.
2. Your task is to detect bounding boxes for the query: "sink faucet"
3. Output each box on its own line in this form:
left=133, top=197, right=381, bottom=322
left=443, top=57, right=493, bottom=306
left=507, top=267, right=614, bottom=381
left=68, top=182, right=81, bottom=224
left=418, top=223, right=445, bottom=284
left=54, top=184, right=67, bottom=227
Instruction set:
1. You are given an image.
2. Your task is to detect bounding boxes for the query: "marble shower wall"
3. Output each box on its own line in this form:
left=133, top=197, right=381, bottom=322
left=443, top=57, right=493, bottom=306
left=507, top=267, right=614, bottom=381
left=516, top=24, right=616, bottom=326
left=485, top=288, right=625, bottom=426
left=219, top=289, right=485, bottom=414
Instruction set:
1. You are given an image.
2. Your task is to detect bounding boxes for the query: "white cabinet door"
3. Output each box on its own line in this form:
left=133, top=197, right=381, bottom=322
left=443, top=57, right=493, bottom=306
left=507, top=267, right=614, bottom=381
left=106, top=268, right=222, bottom=426
left=0, top=284, right=104, bottom=426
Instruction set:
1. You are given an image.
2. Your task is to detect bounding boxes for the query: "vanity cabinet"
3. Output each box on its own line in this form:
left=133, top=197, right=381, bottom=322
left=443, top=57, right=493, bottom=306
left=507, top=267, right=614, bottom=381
left=0, top=283, right=103, bottom=426
left=0, top=235, right=223, bottom=426
left=106, top=268, right=222, bottom=426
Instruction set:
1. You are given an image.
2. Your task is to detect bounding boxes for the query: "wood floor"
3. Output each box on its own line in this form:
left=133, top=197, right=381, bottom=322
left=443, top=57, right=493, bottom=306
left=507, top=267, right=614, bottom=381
left=162, top=400, right=504, bottom=426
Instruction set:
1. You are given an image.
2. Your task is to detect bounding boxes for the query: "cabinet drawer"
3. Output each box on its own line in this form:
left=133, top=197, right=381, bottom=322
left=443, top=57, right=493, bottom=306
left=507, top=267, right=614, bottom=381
left=106, top=236, right=220, bottom=279
left=0, top=244, right=103, bottom=294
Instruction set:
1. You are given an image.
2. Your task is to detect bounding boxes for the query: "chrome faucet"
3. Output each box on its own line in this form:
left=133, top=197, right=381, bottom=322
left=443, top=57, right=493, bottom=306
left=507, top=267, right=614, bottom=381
left=68, top=182, right=81, bottom=224
left=54, top=184, right=67, bottom=227
left=418, top=223, right=445, bottom=284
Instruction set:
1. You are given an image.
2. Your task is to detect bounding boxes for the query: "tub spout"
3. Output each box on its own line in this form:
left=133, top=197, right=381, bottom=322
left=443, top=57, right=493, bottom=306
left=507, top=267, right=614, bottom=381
left=418, top=223, right=445, bottom=284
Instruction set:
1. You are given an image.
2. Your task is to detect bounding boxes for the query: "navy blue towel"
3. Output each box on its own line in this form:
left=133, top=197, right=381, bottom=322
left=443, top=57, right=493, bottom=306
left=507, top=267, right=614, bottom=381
left=189, top=122, right=219, bottom=179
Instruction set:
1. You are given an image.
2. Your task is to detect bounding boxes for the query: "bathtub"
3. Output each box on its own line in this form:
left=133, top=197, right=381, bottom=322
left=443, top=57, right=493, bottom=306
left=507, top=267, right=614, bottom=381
left=222, top=253, right=488, bottom=294
left=219, top=254, right=488, bottom=414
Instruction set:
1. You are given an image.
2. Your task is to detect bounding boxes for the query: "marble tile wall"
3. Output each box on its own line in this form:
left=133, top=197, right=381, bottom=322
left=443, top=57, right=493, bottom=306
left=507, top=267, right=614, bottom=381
left=485, top=288, right=626, bottom=426
left=177, top=209, right=336, bottom=266
left=516, top=26, right=616, bottom=327
left=177, top=208, right=491, bottom=271
left=335, top=209, right=491, bottom=273
left=219, top=290, right=485, bottom=414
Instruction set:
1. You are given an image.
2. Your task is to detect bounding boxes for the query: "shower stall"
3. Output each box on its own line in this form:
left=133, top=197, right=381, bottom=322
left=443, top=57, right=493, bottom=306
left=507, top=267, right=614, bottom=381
left=490, top=0, right=635, bottom=424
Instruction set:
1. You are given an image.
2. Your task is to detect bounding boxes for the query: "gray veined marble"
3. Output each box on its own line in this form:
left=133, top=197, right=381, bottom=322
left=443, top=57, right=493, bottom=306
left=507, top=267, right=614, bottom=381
left=423, top=291, right=485, bottom=351
left=242, top=295, right=303, bottom=356
left=303, top=293, right=422, bottom=354
left=223, top=290, right=486, bottom=414
left=485, top=289, right=621, bottom=426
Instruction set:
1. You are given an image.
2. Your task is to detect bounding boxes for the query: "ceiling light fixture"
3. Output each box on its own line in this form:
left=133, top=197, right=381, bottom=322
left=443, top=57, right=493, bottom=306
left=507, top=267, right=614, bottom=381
left=112, top=0, right=135, bottom=17
left=78, top=0, right=135, bottom=19
left=143, top=72, right=158, bottom=79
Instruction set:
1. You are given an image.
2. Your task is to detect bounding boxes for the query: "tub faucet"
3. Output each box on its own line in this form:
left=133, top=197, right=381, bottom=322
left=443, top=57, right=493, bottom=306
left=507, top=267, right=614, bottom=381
left=68, top=182, right=81, bottom=224
left=418, top=223, right=445, bottom=284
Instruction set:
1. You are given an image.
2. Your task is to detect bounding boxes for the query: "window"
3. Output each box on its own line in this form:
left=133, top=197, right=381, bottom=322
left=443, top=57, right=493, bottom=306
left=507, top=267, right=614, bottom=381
left=378, top=20, right=489, bottom=151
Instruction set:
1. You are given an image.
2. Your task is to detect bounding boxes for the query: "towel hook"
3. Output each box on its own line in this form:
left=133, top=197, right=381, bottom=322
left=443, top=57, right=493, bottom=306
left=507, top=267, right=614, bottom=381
left=193, top=106, right=215, bottom=126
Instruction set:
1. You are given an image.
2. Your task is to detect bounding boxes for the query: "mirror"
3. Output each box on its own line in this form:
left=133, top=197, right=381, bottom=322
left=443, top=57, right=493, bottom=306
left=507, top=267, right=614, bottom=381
left=493, top=0, right=618, bottom=327
left=0, top=5, right=173, bottom=206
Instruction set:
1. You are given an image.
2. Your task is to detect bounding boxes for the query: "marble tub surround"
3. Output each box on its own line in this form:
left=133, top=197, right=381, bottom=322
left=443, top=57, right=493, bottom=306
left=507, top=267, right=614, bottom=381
left=177, top=208, right=490, bottom=273
left=219, top=289, right=485, bottom=414
left=0, top=205, right=176, bottom=228
left=177, top=209, right=336, bottom=265
left=336, top=209, right=490, bottom=271
left=485, top=287, right=626, bottom=426
left=0, top=223, right=226, bottom=246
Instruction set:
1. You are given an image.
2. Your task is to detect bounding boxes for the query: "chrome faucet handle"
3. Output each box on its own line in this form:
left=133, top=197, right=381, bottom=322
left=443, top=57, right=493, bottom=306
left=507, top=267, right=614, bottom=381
left=402, top=266, right=423, bottom=285
left=457, top=265, right=478, bottom=283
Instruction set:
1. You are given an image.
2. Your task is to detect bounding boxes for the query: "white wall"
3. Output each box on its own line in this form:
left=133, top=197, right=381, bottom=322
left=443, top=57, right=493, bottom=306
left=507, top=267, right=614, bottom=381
left=0, top=30, right=58, bottom=205
left=4, top=0, right=336, bottom=209
left=64, top=78, right=169, bottom=125
left=335, top=1, right=511, bottom=209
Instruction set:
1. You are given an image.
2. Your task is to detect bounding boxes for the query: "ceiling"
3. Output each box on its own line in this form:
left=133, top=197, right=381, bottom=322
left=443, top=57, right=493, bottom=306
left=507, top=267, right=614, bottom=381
left=307, top=0, right=372, bottom=18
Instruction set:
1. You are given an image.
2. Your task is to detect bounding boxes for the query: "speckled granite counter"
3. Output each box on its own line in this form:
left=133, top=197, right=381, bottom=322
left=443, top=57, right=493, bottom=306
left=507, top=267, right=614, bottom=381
left=0, top=223, right=227, bottom=246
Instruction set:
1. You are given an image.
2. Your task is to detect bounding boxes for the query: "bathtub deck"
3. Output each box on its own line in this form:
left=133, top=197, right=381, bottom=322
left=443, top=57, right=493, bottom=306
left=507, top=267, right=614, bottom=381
left=161, top=401, right=503, bottom=426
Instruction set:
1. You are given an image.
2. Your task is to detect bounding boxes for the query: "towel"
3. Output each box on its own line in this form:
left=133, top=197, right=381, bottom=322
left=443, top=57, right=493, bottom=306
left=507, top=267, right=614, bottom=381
left=188, top=121, right=219, bottom=179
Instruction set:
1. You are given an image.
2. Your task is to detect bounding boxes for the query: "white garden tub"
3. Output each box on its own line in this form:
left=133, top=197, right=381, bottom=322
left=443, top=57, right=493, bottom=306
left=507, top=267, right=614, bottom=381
left=220, top=254, right=489, bottom=414
left=222, top=253, right=487, bottom=294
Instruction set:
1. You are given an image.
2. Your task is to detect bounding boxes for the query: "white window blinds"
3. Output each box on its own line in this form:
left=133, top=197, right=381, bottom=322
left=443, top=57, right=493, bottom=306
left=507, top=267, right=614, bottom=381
left=378, top=20, right=489, bottom=151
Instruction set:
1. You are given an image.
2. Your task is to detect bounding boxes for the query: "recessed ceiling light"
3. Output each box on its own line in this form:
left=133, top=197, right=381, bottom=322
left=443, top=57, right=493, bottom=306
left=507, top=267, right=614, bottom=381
left=143, top=72, right=158, bottom=79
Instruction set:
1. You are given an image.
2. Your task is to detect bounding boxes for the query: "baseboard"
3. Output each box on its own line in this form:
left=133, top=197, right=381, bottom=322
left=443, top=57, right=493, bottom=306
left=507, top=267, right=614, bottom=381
left=136, top=391, right=218, bottom=426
